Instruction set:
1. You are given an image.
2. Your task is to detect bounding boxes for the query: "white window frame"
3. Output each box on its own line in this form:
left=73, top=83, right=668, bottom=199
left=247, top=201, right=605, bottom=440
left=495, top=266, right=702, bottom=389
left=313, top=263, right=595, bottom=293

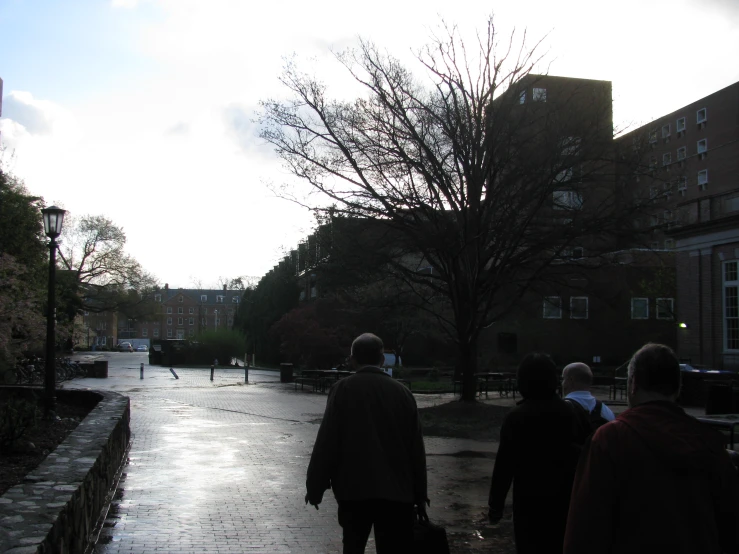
left=631, top=298, right=649, bottom=319
left=648, top=130, right=658, bottom=144
left=676, top=117, right=686, bottom=132
left=570, top=297, right=589, bottom=319
left=177, top=329, right=185, bottom=339
left=200, top=295, right=207, bottom=302
left=167, top=317, right=172, bottom=325
left=662, top=152, right=671, bottom=166
left=142, top=328, right=148, bottom=337
left=178, top=307, right=183, bottom=314
left=167, top=329, right=173, bottom=338
left=154, top=294, right=162, bottom=302
left=661, top=124, right=670, bottom=138
left=166, top=307, right=172, bottom=314
left=698, top=169, right=708, bottom=191
left=153, top=328, right=160, bottom=338
left=189, top=318, right=194, bottom=325
left=189, top=307, right=194, bottom=314
left=177, top=317, right=183, bottom=325
left=543, top=296, right=562, bottom=319
left=178, top=295, right=184, bottom=303
left=697, top=138, right=708, bottom=155
left=677, top=146, right=686, bottom=161
left=696, top=108, right=707, bottom=124
left=216, top=295, right=225, bottom=303
left=656, top=298, right=674, bottom=320
left=232, top=297, right=239, bottom=303
left=532, top=87, right=547, bottom=102
left=723, top=261, right=739, bottom=351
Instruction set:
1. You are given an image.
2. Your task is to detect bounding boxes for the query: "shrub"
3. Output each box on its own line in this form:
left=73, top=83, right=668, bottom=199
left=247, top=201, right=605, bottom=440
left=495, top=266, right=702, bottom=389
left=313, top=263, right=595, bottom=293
left=0, top=397, right=39, bottom=451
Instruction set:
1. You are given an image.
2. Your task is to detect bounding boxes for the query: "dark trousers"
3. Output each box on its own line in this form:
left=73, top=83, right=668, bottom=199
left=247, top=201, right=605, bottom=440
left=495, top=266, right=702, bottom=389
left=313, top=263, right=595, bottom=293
left=338, top=499, right=414, bottom=554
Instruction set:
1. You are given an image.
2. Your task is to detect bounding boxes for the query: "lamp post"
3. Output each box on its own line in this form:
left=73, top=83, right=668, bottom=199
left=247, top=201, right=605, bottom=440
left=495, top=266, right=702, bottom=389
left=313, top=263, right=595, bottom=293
left=42, top=205, right=66, bottom=417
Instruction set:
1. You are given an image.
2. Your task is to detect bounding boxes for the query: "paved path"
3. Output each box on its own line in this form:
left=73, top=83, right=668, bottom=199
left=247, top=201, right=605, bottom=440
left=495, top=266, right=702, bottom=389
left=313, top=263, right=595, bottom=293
left=68, top=361, right=499, bottom=553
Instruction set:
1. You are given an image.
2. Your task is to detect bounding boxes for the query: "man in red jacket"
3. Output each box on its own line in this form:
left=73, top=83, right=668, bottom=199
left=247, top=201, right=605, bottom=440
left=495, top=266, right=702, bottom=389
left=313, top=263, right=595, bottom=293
left=564, top=343, right=739, bottom=554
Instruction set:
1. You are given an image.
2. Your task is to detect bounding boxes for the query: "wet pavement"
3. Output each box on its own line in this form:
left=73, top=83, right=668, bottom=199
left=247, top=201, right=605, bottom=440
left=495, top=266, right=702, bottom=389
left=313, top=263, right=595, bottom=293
left=67, top=357, right=501, bottom=553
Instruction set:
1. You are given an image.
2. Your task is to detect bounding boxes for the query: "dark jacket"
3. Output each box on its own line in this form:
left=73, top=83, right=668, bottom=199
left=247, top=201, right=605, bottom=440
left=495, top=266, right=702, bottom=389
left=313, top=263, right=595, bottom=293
left=488, top=394, right=579, bottom=554
left=564, top=401, right=739, bottom=554
left=306, top=367, right=427, bottom=506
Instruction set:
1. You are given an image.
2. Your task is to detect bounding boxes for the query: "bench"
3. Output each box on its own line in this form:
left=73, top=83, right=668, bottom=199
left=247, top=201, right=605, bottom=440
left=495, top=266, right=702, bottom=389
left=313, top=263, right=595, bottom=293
left=453, top=379, right=488, bottom=398
left=294, top=377, right=320, bottom=392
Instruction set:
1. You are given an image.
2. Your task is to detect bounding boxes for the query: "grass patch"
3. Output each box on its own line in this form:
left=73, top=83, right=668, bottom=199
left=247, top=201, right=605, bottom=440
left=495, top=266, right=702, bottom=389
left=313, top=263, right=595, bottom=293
left=419, top=400, right=511, bottom=441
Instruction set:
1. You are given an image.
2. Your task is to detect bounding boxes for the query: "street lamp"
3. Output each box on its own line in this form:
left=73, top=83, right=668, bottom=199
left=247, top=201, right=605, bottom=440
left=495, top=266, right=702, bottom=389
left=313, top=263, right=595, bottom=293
left=42, top=205, right=66, bottom=416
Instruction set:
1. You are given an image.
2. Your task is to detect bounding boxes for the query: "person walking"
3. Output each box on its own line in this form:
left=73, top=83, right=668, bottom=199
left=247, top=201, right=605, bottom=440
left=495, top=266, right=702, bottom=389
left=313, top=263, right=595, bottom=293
left=561, top=362, right=615, bottom=443
left=488, top=353, right=579, bottom=554
left=305, top=332, right=428, bottom=554
left=564, top=343, right=739, bottom=554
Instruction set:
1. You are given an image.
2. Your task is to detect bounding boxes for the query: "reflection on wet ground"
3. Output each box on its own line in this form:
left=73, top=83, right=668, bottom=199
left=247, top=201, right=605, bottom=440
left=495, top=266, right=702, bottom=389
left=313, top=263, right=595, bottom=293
left=67, top=366, right=506, bottom=553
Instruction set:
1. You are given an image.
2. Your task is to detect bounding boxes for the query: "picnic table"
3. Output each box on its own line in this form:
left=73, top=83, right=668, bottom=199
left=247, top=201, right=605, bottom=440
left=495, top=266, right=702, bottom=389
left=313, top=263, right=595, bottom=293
left=294, top=369, right=354, bottom=393
left=696, top=414, right=739, bottom=449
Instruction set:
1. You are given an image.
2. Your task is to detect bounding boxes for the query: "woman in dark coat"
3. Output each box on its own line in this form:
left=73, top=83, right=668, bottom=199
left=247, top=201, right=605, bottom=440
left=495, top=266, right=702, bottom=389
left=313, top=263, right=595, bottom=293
left=488, top=353, right=579, bottom=554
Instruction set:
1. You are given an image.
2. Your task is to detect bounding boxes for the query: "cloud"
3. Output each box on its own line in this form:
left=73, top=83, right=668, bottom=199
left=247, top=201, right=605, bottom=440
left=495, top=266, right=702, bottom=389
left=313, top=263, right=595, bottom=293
left=111, top=0, right=140, bottom=8
left=166, top=121, right=189, bottom=135
left=223, top=104, right=271, bottom=155
left=2, top=91, right=57, bottom=135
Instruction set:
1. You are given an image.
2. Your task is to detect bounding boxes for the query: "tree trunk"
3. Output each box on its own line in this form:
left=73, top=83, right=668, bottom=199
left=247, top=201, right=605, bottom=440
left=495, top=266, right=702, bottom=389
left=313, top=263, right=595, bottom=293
left=457, top=339, right=478, bottom=402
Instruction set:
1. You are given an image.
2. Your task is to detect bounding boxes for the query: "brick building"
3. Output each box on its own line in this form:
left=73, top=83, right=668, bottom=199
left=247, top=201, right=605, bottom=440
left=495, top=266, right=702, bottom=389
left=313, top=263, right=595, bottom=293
left=138, top=284, right=242, bottom=341
left=617, top=81, right=739, bottom=368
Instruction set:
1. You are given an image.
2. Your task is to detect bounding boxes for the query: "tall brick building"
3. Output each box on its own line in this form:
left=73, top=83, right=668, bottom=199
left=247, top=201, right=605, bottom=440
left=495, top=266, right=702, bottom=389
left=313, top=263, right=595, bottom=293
left=617, top=81, right=739, bottom=368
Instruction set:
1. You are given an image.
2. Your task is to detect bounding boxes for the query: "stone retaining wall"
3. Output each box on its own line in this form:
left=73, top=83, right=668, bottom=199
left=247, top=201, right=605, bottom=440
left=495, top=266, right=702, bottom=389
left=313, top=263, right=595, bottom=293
left=0, top=390, right=130, bottom=553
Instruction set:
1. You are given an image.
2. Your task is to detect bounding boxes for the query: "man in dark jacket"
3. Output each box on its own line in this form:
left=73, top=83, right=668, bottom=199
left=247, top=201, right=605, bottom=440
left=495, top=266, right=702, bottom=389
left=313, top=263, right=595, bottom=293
left=488, top=353, right=579, bottom=554
left=305, top=333, right=427, bottom=553
left=564, top=343, right=739, bottom=554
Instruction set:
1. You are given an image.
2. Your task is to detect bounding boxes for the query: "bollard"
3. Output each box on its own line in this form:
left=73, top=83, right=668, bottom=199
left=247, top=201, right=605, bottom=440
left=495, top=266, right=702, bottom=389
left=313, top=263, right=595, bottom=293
left=210, top=365, right=214, bottom=381
left=170, top=368, right=179, bottom=379
left=245, top=365, right=248, bottom=384
left=140, top=363, right=144, bottom=379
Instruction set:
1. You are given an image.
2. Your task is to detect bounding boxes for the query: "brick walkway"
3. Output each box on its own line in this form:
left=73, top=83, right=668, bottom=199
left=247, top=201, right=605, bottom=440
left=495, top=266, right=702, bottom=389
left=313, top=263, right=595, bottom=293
left=68, top=364, right=499, bottom=553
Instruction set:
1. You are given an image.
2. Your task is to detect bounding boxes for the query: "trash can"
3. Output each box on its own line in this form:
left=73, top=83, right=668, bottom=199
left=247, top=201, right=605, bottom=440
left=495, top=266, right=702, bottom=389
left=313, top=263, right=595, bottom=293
left=280, top=363, right=294, bottom=383
left=92, top=360, right=108, bottom=378
left=705, top=383, right=732, bottom=415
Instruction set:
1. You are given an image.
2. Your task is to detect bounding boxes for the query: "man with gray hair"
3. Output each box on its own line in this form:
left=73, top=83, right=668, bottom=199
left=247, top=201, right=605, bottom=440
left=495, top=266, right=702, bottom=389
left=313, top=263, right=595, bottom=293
left=564, top=343, right=739, bottom=554
left=306, top=332, right=428, bottom=553
left=561, top=362, right=615, bottom=443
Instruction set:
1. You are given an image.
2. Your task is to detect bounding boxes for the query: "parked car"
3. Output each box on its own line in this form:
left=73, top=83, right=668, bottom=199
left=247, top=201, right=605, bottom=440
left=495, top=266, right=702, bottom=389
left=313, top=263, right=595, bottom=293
left=118, top=342, right=134, bottom=352
left=136, top=345, right=148, bottom=352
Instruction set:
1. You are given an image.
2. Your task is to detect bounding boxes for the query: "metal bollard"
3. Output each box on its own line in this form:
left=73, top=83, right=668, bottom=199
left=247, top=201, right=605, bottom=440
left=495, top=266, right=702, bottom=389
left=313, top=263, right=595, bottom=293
left=140, top=363, right=144, bottom=379
left=170, top=368, right=179, bottom=379
left=245, top=365, right=248, bottom=384
left=210, top=365, right=214, bottom=381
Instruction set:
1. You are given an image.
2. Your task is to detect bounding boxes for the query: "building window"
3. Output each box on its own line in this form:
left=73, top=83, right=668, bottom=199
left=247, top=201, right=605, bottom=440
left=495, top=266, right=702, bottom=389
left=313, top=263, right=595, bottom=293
left=553, top=190, right=583, bottom=210
left=570, top=297, right=588, bottom=319
left=677, top=146, right=686, bottom=161
left=101, top=336, right=107, bottom=346
left=167, top=317, right=172, bottom=325
left=697, top=138, right=708, bottom=158
left=676, top=117, right=686, bottom=132
left=167, top=329, right=173, bottom=338
left=142, top=328, right=148, bottom=337
left=662, top=152, right=671, bottom=166
left=178, top=307, right=183, bottom=314
left=724, top=261, right=739, bottom=350
left=167, top=307, right=172, bottom=314
left=677, top=176, right=687, bottom=196
left=661, top=124, right=670, bottom=138
left=648, top=130, right=657, bottom=144
left=216, top=295, right=225, bottom=303
left=178, top=317, right=183, bottom=325
left=189, top=329, right=195, bottom=336
left=200, top=295, right=207, bottom=302
left=177, top=330, right=185, bottom=339
left=543, top=296, right=562, bottom=319
left=189, top=307, right=194, bottom=314
left=154, top=294, right=162, bottom=302
left=201, top=318, right=207, bottom=326
left=519, top=90, right=526, bottom=104
left=153, top=329, right=159, bottom=337
left=631, top=298, right=649, bottom=319
left=189, top=318, right=194, bottom=325
left=560, top=136, right=581, bottom=156
left=656, top=298, right=674, bottom=320
left=231, top=297, right=239, bottom=303
left=532, top=87, right=546, bottom=102
left=696, top=108, right=707, bottom=124
left=178, top=295, right=184, bottom=302
left=698, top=169, right=708, bottom=191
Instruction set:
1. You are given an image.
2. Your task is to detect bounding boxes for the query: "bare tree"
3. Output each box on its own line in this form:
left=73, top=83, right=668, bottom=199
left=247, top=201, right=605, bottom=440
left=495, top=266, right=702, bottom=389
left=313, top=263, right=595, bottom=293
left=260, top=17, right=648, bottom=400
left=58, top=214, right=159, bottom=313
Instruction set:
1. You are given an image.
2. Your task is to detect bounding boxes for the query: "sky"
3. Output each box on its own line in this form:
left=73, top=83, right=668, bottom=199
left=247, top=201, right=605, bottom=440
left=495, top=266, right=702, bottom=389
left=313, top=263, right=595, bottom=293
left=1, top=0, right=738, bottom=289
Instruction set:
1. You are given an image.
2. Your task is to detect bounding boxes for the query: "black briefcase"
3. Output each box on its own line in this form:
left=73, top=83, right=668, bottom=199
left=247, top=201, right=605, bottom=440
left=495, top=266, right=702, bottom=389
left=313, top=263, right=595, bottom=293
left=413, top=518, right=450, bottom=554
